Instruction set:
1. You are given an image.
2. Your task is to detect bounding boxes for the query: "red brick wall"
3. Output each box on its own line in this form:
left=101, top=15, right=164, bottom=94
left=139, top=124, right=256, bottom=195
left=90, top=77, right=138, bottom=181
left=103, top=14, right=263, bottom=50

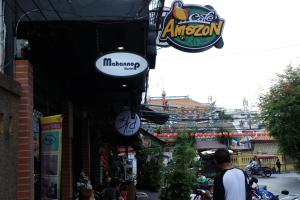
left=15, top=60, right=34, bottom=200
left=61, top=102, right=74, bottom=200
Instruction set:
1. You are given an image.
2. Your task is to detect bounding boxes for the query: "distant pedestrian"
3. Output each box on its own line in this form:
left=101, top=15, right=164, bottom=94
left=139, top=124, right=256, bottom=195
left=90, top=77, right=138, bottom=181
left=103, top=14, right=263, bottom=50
left=276, top=158, right=281, bottom=174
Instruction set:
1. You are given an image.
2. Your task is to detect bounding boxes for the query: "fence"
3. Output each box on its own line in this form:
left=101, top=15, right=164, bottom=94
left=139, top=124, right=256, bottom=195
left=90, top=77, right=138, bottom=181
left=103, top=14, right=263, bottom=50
left=232, top=154, right=294, bottom=172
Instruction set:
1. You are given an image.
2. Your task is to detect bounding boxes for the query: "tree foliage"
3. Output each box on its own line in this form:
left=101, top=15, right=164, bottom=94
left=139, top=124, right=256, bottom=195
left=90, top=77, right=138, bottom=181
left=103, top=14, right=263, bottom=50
left=163, top=132, right=197, bottom=200
left=137, top=145, right=164, bottom=191
left=259, top=66, right=300, bottom=170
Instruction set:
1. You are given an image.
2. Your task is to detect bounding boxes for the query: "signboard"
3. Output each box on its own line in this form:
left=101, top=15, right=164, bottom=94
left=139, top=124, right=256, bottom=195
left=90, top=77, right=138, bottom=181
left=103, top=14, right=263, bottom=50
left=96, top=52, right=148, bottom=77
left=40, top=115, right=63, bottom=200
left=115, top=111, right=141, bottom=136
left=159, top=1, right=225, bottom=52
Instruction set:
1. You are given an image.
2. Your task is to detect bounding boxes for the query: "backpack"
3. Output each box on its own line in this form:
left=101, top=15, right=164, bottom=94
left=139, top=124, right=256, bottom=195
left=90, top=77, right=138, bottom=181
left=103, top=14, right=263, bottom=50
left=240, top=168, right=252, bottom=200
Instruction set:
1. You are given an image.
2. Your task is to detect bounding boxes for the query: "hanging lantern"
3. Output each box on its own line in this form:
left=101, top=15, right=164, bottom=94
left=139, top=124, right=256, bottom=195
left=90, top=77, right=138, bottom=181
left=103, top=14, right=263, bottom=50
left=249, top=132, right=255, bottom=137
left=235, top=133, right=241, bottom=137
left=262, top=132, right=268, bottom=136
left=244, top=132, right=249, bottom=136
left=256, top=132, right=262, bottom=137
left=174, top=133, right=178, bottom=137
left=153, top=133, right=158, bottom=137
left=216, top=133, right=222, bottom=137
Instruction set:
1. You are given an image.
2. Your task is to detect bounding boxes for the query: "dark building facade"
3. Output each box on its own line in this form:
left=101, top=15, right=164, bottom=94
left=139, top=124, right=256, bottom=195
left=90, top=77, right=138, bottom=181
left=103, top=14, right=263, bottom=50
left=0, top=73, right=20, bottom=200
left=1, top=0, right=164, bottom=199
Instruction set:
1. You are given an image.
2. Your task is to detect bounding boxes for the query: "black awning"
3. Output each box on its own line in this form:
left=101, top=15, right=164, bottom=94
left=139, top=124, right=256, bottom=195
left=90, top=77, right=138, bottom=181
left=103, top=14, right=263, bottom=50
left=14, top=0, right=149, bottom=22
left=140, top=105, right=169, bottom=125
left=140, top=128, right=166, bottom=146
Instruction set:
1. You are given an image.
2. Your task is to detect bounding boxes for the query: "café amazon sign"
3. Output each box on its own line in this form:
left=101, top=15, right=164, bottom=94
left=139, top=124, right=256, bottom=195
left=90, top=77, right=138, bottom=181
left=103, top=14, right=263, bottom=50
left=159, top=1, right=225, bottom=53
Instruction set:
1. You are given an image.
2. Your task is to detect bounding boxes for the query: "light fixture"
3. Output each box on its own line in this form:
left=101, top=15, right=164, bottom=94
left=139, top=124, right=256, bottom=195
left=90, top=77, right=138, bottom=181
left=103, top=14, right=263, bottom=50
left=117, top=46, right=125, bottom=50
left=122, top=84, right=127, bottom=88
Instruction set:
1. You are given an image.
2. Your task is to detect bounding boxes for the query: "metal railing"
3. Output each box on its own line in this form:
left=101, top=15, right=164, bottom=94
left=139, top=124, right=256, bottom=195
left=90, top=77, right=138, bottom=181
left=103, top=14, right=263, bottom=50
left=149, top=0, right=165, bottom=30
left=232, top=154, right=295, bottom=172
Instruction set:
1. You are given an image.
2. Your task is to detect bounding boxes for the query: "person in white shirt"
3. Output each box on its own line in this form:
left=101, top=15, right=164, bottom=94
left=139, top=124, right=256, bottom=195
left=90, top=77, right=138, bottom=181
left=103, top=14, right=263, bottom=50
left=202, top=149, right=250, bottom=200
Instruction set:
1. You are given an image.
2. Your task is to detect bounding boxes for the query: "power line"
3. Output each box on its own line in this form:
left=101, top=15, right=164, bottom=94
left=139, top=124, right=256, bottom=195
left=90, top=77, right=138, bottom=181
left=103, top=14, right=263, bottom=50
left=141, top=113, right=262, bottom=120
left=158, top=44, right=300, bottom=60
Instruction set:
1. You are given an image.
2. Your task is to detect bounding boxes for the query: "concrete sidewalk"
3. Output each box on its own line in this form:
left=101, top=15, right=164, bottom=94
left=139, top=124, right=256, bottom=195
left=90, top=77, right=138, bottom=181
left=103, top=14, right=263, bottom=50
left=272, top=172, right=300, bottom=178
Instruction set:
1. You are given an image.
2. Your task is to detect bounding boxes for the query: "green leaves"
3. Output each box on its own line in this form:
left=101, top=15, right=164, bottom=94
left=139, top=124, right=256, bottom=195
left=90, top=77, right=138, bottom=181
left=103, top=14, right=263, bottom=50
left=259, top=66, right=300, bottom=170
left=137, top=145, right=164, bottom=191
left=163, top=132, right=197, bottom=200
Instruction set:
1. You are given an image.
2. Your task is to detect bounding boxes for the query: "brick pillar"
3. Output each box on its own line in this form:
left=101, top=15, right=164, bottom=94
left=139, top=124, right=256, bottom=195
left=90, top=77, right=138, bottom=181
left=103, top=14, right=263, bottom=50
left=81, top=118, right=91, bottom=177
left=15, top=60, right=34, bottom=200
left=61, top=102, right=74, bottom=200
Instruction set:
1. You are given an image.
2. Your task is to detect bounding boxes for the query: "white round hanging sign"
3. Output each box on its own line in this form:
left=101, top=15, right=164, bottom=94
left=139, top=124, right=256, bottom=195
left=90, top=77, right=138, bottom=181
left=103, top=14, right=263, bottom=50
left=115, top=111, right=141, bottom=136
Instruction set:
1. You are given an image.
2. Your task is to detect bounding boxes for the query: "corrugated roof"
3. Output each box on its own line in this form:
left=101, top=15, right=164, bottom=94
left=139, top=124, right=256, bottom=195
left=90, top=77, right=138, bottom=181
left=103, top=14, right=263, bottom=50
left=194, top=138, right=227, bottom=150
left=147, top=97, right=209, bottom=108
left=250, top=135, right=275, bottom=142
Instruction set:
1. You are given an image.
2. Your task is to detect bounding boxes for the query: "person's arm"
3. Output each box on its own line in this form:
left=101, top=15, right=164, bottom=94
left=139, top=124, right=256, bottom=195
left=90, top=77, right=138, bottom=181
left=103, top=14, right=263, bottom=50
left=202, top=190, right=213, bottom=200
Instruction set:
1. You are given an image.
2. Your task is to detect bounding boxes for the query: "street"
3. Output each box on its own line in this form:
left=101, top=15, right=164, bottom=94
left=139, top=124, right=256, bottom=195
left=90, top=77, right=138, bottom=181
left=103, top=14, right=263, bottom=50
left=258, top=172, right=300, bottom=196
left=138, top=172, right=300, bottom=200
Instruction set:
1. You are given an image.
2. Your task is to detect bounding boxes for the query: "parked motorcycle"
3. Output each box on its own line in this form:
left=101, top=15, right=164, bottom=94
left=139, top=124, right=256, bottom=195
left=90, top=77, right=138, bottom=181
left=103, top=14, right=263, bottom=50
left=250, top=177, right=278, bottom=200
left=279, top=190, right=300, bottom=200
left=245, top=165, right=272, bottom=177
left=250, top=177, right=300, bottom=200
left=190, top=177, right=299, bottom=200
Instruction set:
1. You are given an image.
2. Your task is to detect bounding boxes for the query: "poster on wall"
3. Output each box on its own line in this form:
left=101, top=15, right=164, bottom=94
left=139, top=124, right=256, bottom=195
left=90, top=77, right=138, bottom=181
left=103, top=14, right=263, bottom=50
left=40, top=115, right=63, bottom=200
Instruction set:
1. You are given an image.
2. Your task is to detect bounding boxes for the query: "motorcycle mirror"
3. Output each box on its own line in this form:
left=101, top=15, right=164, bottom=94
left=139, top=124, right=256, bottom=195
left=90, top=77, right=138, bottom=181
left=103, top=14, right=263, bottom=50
left=281, top=190, right=289, bottom=195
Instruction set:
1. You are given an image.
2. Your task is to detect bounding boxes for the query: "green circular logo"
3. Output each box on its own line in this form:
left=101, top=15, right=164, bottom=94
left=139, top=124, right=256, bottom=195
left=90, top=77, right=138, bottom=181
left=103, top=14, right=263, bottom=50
left=160, top=1, right=225, bottom=52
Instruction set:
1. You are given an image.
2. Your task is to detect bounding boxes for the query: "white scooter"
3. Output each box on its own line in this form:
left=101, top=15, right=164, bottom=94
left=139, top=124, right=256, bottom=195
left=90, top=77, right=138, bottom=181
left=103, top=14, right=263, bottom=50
left=279, top=190, right=300, bottom=200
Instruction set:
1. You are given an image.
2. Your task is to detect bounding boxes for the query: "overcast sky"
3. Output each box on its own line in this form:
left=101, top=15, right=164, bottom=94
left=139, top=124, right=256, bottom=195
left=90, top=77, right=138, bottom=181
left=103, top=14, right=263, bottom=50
left=148, top=0, right=300, bottom=109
